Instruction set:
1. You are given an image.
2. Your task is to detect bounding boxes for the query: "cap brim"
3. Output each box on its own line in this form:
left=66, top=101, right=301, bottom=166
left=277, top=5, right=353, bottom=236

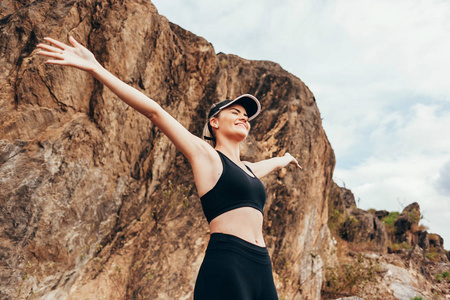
left=218, top=94, right=261, bottom=121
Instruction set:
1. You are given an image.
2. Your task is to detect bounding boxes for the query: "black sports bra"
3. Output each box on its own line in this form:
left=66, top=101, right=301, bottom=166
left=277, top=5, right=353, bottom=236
left=200, top=151, right=267, bottom=223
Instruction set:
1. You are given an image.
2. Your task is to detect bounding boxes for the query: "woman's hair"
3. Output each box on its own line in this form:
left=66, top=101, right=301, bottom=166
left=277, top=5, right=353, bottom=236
left=202, top=101, right=228, bottom=147
left=202, top=120, right=216, bottom=147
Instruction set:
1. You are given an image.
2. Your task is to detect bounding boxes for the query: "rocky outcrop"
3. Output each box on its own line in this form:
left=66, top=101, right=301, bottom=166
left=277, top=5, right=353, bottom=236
left=391, top=203, right=449, bottom=264
left=327, top=184, right=450, bottom=298
left=328, top=182, right=388, bottom=253
left=1, top=1, right=335, bottom=299
left=394, top=202, right=422, bottom=244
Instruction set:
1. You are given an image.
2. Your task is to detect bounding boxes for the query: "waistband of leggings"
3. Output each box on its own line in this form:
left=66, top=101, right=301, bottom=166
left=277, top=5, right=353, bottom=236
left=207, top=233, right=271, bottom=265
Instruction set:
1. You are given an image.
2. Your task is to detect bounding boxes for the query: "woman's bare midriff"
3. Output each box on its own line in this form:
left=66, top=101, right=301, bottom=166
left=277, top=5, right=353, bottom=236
left=209, top=207, right=266, bottom=247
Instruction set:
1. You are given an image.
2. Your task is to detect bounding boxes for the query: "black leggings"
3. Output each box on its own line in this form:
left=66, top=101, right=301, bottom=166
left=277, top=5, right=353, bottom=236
left=194, top=233, right=278, bottom=300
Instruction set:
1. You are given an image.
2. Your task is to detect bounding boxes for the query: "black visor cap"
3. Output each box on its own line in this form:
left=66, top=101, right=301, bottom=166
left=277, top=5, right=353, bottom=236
left=207, top=94, right=261, bottom=121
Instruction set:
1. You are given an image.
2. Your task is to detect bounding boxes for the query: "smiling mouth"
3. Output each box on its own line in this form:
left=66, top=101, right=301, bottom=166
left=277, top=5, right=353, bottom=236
left=236, top=123, right=247, bottom=129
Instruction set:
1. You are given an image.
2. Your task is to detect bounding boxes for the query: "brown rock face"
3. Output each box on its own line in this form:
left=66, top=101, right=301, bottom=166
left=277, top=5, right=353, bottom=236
left=0, top=1, right=335, bottom=299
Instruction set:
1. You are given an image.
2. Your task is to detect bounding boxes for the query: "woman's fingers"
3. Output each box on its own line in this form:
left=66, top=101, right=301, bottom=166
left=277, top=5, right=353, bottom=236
left=291, top=158, right=302, bottom=169
left=37, top=43, right=63, bottom=53
left=37, top=38, right=71, bottom=63
left=37, top=36, right=98, bottom=71
left=43, top=37, right=69, bottom=50
left=285, top=153, right=302, bottom=169
left=68, top=36, right=81, bottom=48
left=37, top=50, right=64, bottom=59
left=45, top=59, right=66, bottom=65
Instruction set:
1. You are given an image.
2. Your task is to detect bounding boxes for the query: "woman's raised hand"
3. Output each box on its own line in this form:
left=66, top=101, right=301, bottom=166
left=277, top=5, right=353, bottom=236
left=284, top=152, right=302, bottom=169
left=37, top=36, right=100, bottom=73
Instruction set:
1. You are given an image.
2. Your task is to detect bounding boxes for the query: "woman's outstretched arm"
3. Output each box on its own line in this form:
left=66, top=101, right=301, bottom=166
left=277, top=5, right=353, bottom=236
left=244, top=153, right=302, bottom=179
left=37, top=36, right=209, bottom=161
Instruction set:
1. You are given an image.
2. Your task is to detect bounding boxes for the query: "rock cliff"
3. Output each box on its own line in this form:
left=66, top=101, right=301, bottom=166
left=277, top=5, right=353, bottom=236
left=1, top=1, right=335, bottom=299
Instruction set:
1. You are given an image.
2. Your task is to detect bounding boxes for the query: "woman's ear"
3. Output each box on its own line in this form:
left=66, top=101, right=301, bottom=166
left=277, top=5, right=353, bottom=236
left=210, top=118, right=219, bottom=129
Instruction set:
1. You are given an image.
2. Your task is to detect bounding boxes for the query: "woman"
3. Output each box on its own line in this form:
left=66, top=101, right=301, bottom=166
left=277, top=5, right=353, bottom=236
left=37, top=36, right=301, bottom=300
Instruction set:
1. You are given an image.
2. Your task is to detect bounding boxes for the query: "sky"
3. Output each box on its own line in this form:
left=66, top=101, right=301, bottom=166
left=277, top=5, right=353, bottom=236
left=152, top=0, right=450, bottom=249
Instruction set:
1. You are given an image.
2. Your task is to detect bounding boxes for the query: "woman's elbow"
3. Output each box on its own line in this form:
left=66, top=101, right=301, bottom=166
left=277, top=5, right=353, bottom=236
left=143, top=104, right=164, bottom=122
left=145, top=110, right=158, bottom=121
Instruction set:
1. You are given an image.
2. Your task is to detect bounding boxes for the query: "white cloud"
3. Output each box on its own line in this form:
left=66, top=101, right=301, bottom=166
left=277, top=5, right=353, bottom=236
left=435, top=160, right=450, bottom=196
left=370, top=103, right=450, bottom=155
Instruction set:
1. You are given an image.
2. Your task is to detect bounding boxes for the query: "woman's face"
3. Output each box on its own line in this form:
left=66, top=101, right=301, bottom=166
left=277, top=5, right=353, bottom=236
left=211, top=104, right=250, bottom=141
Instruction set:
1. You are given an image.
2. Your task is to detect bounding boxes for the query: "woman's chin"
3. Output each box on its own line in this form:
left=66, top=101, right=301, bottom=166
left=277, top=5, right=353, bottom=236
left=236, top=132, right=249, bottom=142
left=219, top=129, right=249, bottom=143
